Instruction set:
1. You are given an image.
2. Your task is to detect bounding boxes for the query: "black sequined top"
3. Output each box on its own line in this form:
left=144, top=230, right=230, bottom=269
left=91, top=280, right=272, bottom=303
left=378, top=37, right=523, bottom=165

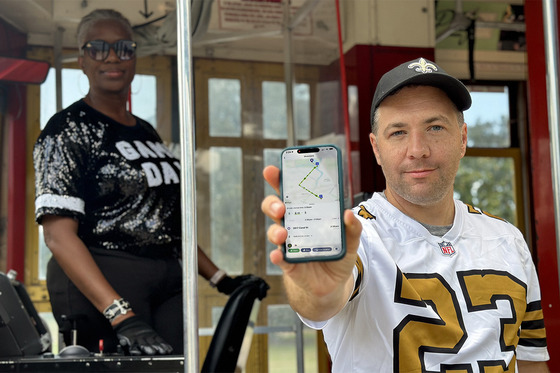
left=34, top=99, right=181, bottom=257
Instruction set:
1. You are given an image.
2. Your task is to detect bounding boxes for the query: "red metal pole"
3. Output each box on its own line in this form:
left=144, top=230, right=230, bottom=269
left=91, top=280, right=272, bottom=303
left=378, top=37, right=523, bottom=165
left=6, top=84, right=26, bottom=281
left=335, top=0, right=353, bottom=205
left=525, top=0, right=560, bottom=364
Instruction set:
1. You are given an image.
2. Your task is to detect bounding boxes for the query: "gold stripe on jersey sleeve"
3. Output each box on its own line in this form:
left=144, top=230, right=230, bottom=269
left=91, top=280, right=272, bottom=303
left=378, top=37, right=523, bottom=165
left=520, top=328, right=547, bottom=340
left=349, top=256, right=363, bottom=301
left=524, top=308, right=545, bottom=321
left=519, top=301, right=547, bottom=348
left=481, top=210, right=506, bottom=222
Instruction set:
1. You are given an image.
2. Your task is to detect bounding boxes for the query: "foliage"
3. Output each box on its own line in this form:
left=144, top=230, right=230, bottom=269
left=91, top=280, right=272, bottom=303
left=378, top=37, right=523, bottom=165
left=454, top=115, right=516, bottom=224
left=455, top=157, right=515, bottom=224
left=465, top=115, right=510, bottom=148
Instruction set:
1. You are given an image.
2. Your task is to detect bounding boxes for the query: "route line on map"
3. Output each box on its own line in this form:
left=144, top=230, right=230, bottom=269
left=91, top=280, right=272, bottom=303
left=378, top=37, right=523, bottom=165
left=298, top=163, right=323, bottom=199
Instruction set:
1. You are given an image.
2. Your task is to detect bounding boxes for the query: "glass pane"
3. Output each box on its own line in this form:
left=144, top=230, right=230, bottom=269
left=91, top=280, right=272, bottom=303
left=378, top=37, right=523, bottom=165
left=130, top=74, right=157, bottom=126
left=264, top=148, right=282, bottom=276
left=209, top=78, right=241, bottom=137
left=38, top=226, right=50, bottom=281
left=267, top=305, right=318, bottom=373
left=262, top=81, right=310, bottom=140
left=40, top=312, right=59, bottom=353
left=348, top=85, right=359, bottom=141
left=210, top=147, right=243, bottom=273
left=40, top=68, right=87, bottom=129
left=302, top=325, right=318, bottom=372
left=294, top=83, right=311, bottom=140
left=464, top=86, right=510, bottom=148
left=350, top=150, right=361, bottom=206
left=211, top=306, right=225, bottom=328
left=455, top=157, right=516, bottom=225
left=40, top=69, right=158, bottom=129
left=262, top=81, right=285, bottom=139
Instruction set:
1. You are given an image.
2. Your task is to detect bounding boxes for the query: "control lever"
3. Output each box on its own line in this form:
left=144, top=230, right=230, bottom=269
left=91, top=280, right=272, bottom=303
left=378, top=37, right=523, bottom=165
left=58, top=314, right=90, bottom=357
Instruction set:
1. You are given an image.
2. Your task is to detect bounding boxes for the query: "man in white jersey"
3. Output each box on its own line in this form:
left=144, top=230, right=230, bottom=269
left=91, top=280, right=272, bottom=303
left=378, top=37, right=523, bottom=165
left=261, top=57, right=549, bottom=372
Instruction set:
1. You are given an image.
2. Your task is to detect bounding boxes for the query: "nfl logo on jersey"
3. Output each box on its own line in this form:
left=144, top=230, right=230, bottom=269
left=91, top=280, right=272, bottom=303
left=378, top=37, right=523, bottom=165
left=438, top=241, right=456, bottom=256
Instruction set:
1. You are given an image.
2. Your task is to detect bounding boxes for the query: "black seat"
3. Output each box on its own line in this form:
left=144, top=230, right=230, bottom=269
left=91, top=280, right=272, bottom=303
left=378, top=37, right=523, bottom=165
left=201, top=275, right=269, bottom=373
left=0, top=271, right=50, bottom=357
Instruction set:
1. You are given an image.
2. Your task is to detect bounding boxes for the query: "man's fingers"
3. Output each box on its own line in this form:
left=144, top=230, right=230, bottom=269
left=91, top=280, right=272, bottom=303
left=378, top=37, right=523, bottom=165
left=263, top=165, right=281, bottom=194
left=266, top=223, right=288, bottom=246
left=269, top=247, right=285, bottom=266
left=344, top=209, right=362, bottom=255
left=269, top=247, right=298, bottom=274
left=261, top=195, right=285, bottom=223
left=261, top=167, right=289, bottom=270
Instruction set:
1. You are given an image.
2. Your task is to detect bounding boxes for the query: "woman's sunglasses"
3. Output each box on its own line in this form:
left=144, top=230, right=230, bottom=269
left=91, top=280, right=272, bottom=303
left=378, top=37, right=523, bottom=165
left=81, top=40, right=137, bottom=61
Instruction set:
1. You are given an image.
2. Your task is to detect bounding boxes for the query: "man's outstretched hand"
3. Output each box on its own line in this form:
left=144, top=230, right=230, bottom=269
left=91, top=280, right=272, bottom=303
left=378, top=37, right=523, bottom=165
left=261, top=165, right=362, bottom=321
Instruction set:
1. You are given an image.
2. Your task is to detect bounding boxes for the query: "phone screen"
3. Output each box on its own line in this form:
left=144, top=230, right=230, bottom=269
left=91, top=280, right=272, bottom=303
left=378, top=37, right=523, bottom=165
left=280, top=145, right=345, bottom=262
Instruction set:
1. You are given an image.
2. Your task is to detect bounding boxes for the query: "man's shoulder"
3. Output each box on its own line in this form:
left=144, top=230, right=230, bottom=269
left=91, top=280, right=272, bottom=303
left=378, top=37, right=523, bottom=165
left=455, top=200, right=515, bottom=228
left=353, top=194, right=430, bottom=243
left=454, top=199, right=525, bottom=242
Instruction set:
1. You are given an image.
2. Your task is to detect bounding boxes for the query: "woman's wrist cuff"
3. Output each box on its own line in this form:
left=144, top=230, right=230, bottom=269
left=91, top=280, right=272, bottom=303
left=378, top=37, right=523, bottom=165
left=209, top=269, right=227, bottom=287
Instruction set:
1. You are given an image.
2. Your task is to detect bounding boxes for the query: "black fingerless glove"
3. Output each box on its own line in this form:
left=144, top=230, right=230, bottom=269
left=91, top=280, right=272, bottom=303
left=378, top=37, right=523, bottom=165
left=216, top=274, right=255, bottom=295
left=113, top=316, right=173, bottom=356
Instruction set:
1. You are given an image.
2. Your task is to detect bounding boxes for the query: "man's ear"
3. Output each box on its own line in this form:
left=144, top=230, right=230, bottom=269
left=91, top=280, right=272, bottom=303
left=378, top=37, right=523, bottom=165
left=460, top=122, right=468, bottom=157
left=370, top=133, right=381, bottom=165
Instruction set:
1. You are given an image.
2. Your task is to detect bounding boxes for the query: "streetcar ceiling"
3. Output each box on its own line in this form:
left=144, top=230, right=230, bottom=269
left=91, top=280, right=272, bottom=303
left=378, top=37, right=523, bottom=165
left=0, top=0, right=527, bottom=66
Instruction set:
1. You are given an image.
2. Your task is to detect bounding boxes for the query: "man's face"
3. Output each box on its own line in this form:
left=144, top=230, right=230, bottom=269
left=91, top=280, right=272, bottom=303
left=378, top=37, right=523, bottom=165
left=370, top=85, right=467, bottom=207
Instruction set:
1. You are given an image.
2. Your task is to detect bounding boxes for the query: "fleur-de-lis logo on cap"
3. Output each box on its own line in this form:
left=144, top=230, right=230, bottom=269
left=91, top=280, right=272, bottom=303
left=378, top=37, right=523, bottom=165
left=408, top=58, right=438, bottom=74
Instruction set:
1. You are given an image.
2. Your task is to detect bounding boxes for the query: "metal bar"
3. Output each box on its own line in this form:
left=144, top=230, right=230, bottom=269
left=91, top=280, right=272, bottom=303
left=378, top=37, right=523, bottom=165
left=283, top=0, right=296, bottom=147
left=236, top=300, right=262, bottom=372
left=54, top=27, right=64, bottom=112
left=282, top=4, right=304, bottom=366
left=289, top=0, right=320, bottom=30
left=283, top=0, right=322, bottom=147
left=335, top=0, right=354, bottom=206
left=295, top=318, right=305, bottom=373
left=542, top=0, right=560, bottom=296
left=199, top=325, right=298, bottom=336
left=176, top=0, right=199, bottom=372
left=194, top=30, right=281, bottom=46
left=475, top=21, right=525, bottom=32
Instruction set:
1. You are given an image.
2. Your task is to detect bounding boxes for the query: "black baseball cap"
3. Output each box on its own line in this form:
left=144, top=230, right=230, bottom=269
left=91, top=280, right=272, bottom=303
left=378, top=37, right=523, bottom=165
left=370, top=57, right=472, bottom=123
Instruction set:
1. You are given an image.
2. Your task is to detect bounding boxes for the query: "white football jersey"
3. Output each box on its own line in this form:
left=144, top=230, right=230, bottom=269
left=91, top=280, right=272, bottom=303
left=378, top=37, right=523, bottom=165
left=304, top=193, right=548, bottom=372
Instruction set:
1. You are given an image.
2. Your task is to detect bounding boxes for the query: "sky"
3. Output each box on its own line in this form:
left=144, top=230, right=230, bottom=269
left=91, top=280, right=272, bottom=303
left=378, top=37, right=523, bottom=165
left=464, top=90, right=510, bottom=125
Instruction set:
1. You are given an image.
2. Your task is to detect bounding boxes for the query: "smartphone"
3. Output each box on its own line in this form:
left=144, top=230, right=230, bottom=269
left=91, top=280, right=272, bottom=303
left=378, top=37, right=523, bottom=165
left=280, top=145, right=346, bottom=262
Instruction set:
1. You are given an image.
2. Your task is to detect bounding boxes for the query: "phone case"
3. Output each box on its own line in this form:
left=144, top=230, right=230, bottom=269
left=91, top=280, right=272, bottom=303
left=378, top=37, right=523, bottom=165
left=280, top=144, right=346, bottom=263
